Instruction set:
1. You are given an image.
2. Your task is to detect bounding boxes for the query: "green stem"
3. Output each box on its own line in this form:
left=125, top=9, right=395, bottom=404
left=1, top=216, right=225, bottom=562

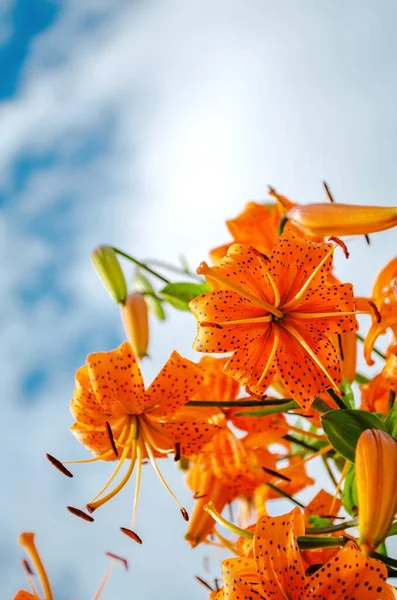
left=327, top=388, right=348, bottom=410
left=305, top=519, right=358, bottom=535
left=283, top=434, right=321, bottom=453
left=265, top=483, right=305, bottom=509
left=371, top=551, right=397, bottom=572
left=312, top=397, right=334, bottom=414
left=145, top=259, right=202, bottom=281
left=112, top=248, right=170, bottom=284
left=388, top=390, right=396, bottom=412
left=322, top=455, right=339, bottom=490
left=234, top=400, right=299, bottom=417
left=355, top=372, right=370, bottom=385
left=186, top=399, right=294, bottom=408
left=297, top=535, right=348, bottom=550
left=356, top=333, right=386, bottom=360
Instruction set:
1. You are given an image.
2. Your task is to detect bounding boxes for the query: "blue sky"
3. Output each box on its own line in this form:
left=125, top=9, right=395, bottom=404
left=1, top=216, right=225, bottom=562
left=2, top=1, right=397, bottom=598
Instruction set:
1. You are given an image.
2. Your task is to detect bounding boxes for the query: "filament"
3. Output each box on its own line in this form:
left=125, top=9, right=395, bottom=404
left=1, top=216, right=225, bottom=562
left=19, top=533, right=53, bottom=600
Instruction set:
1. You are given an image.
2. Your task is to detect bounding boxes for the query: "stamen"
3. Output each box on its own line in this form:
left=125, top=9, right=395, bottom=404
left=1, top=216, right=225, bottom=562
left=261, top=466, right=291, bottom=482
left=201, top=315, right=273, bottom=327
left=197, top=261, right=284, bottom=319
left=104, top=553, right=129, bottom=571
left=287, top=310, right=361, bottom=319
left=131, top=443, right=143, bottom=529
left=257, top=326, right=279, bottom=387
left=105, top=422, right=119, bottom=457
left=281, top=246, right=335, bottom=311
left=87, top=439, right=137, bottom=512
left=212, top=528, right=244, bottom=556
left=22, top=558, right=34, bottom=575
left=174, top=442, right=181, bottom=462
left=249, top=246, right=281, bottom=306
left=282, top=322, right=340, bottom=392
left=368, top=300, right=382, bottom=323
left=329, top=460, right=349, bottom=515
left=120, top=527, right=143, bottom=544
left=64, top=424, right=129, bottom=465
left=323, top=181, right=335, bottom=203
left=143, top=437, right=188, bottom=518
left=67, top=506, right=95, bottom=522
left=91, top=561, right=113, bottom=600
left=22, top=559, right=40, bottom=598
left=329, top=236, right=349, bottom=258
left=46, top=454, right=73, bottom=478
left=195, top=576, right=214, bottom=592
left=193, top=492, right=207, bottom=499
left=139, top=418, right=173, bottom=454
left=19, top=532, right=53, bottom=600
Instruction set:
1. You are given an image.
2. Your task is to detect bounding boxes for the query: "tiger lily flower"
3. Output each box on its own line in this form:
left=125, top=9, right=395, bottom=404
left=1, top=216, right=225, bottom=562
left=15, top=532, right=127, bottom=600
left=212, top=507, right=396, bottom=599
left=360, top=371, right=394, bottom=415
left=286, top=203, right=397, bottom=237
left=48, top=342, right=222, bottom=532
left=355, top=429, right=397, bottom=555
left=190, top=230, right=359, bottom=409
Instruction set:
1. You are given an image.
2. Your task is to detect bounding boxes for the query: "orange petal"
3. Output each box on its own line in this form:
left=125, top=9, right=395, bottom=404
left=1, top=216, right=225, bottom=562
left=305, top=489, right=341, bottom=525
left=220, top=557, right=263, bottom=600
left=254, top=507, right=306, bottom=599
left=268, top=230, right=334, bottom=307
left=145, top=351, right=203, bottom=418
left=161, top=420, right=222, bottom=456
left=373, top=256, right=397, bottom=303
left=69, top=421, right=125, bottom=459
left=193, top=356, right=240, bottom=402
left=226, top=202, right=278, bottom=256
left=276, top=326, right=342, bottom=408
left=306, top=541, right=393, bottom=599
left=86, top=342, right=146, bottom=414
left=229, top=408, right=289, bottom=437
left=13, top=593, right=38, bottom=600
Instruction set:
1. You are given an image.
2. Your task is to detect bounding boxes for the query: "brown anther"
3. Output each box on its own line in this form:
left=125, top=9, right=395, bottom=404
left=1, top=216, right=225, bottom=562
left=120, top=527, right=143, bottom=544
left=262, top=466, right=292, bottom=482
left=174, top=442, right=181, bottom=462
left=180, top=507, right=189, bottom=521
left=46, top=453, right=73, bottom=478
left=244, top=387, right=263, bottom=400
left=195, top=576, right=214, bottom=592
left=368, top=300, right=382, bottom=323
left=105, top=552, right=129, bottom=571
left=200, top=321, right=222, bottom=329
left=22, top=559, right=34, bottom=575
left=193, top=492, right=207, bottom=500
left=364, top=234, right=371, bottom=245
left=337, top=333, right=344, bottom=360
left=329, top=236, right=349, bottom=258
left=86, top=504, right=96, bottom=514
left=105, top=421, right=118, bottom=457
left=67, top=506, right=94, bottom=522
left=323, top=181, right=335, bottom=203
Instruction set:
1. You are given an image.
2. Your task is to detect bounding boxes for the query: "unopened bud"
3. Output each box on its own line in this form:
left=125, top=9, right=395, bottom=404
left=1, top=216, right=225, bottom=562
left=286, top=203, right=397, bottom=237
left=121, top=293, right=149, bottom=359
left=91, top=246, right=127, bottom=304
left=355, top=429, right=397, bottom=555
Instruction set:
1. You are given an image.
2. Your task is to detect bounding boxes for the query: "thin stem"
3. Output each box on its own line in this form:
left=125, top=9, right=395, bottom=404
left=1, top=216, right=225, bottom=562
left=326, top=388, right=348, bottom=410
left=186, top=399, right=294, bottom=408
left=305, top=518, right=358, bottom=535
left=265, top=483, right=305, bottom=509
left=371, top=551, right=397, bottom=572
left=145, top=259, right=203, bottom=281
left=322, top=456, right=339, bottom=490
left=288, top=425, right=326, bottom=441
left=112, top=248, right=170, bottom=284
left=356, top=333, right=386, bottom=360
left=296, top=535, right=348, bottom=550
left=283, top=434, right=320, bottom=453
left=234, top=400, right=300, bottom=417
left=312, top=397, right=334, bottom=414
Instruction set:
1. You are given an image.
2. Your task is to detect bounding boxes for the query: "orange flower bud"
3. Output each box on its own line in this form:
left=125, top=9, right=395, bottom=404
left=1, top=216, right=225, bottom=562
left=121, top=293, right=149, bottom=359
left=355, top=429, right=397, bottom=555
left=286, top=203, right=397, bottom=237
left=91, top=246, right=127, bottom=304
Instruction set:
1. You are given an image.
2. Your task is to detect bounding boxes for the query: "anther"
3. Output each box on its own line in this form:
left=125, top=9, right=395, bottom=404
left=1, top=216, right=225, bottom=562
left=86, top=504, right=96, bottom=513
left=329, top=236, right=349, bottom=258
left=323, top=181, right=335, bottom=203
left=262, top=466, right=292, bottom=482
left=180, top=507, right=189, bottom=522
left=369, top=300, right=382, bottom=323
left=105, top=552, right=129, bottom=570
left=193, top=492, right=207, bottom=499
left=195, top=576, right=214, bottom=591
left=200, top=321, right=222, bottom=329
left=67, top=506, right=94, bottom=522
left=22, top=558, right=34, bottom=575
left=120, top=527, right=143, bottom=544
left=46, top=453, right=73, bottom=478
left=174, top=442, right=181, bottom=462
left=105, top=422, right=119, bottom=457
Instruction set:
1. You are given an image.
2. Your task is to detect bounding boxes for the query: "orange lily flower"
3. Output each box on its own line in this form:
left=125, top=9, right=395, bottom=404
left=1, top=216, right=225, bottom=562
left=361, top=364, right=397, bottom=415
left=213, top=507, right=396, bottom=599
left=185, top=428, right=277, bottom=547
left=49, top=342, right=222, bottom=530
left=190, top=230, right=358, bottom=408
left=192, top=356, right=240, bottom=403
left=301, top=489, right=342, bottom=569
left=15, top=532, right=127, bottom=600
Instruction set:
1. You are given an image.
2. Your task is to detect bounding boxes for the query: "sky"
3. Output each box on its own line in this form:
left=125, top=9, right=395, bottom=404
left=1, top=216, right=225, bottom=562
left=1, top=0, right=397, bottom=598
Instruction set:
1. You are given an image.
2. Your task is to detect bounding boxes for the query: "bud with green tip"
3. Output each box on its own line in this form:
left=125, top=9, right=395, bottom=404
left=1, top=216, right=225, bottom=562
left=91, top=246, right=127, bottom=304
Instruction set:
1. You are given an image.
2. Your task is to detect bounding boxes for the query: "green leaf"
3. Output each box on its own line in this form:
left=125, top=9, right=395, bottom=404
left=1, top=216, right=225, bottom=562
left=133, top=273, right=166, bottom=320
left=387, top=521, right=397, bottom=538
left=308, top=515, right=333, bottom=529
left=385, top=396, right=397, bottom=438
left=339, top=376, right=355, bottom=409
left=355, top=372, right=370, bottom=385
left=341, top=463, right=358, bottom=517
left=321, top=409, right=386, bottom=462
left=160, top=281, right=211, bottom=311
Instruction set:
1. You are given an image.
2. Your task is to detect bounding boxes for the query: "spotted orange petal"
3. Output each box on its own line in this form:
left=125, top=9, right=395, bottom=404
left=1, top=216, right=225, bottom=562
left=145, top=351, right=203, bottom=418
left=226, top=202, right=278, bottom=255
left=86, top=342, right=146, bottom=414
left=220, top=557, right=263, bottom=600
left=305, top=541, right=394, bottom=599
left=305, top=489, right=341, bottom=525
left=254, top=507, right=306, bottom=599
left=161, top=420, right=222, bottom=456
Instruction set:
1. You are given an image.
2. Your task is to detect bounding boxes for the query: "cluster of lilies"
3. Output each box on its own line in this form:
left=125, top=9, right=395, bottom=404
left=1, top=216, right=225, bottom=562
left=16, top=185, right=397, bottom=599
